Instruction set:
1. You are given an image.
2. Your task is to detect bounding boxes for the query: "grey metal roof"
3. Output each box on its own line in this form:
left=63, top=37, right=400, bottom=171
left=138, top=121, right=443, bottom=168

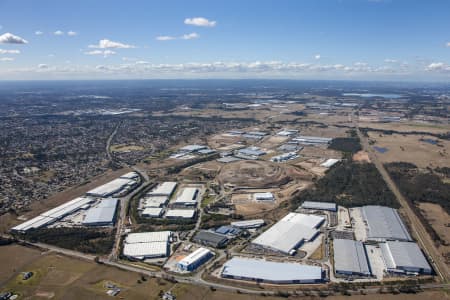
left=333, top=239, right=371, bottom=276
left=194, top=231, right=228, bottom=245
left=301, top=201, right=337, bottom=211
left=361, top=206, right=412, bottom=241
left=82, top=198, right=118, bottom=225
left=222, top=257, right=322, bottom=282
left=381, top=241, right=431, bottom=273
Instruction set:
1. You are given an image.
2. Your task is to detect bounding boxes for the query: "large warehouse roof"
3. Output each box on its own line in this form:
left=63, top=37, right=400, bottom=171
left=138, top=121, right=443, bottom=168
left=221, top=257, right=323, bottom=283
left=87, top=178, right=135, bottom=197
left=82, top=198, right=118, bottom=226
left=231, top=219, right=265, bottom=229
left=125, top=231, right=171, bottom=244
left=148, top=182, right=177, bottom=196
left=178, top=247, right=212, bottom=268
left=334, top=239, right=371, bottom=276
left=381, top=241, right=431, bottom=274
left=174, top=187, right=199, bottom=205
left=123, top=242, right=168, bottom=259
left=301, top=201, right=337, bottom=212
left=165, top=209, right=196, bottom=219
left=361, top=206, right=412, bottom=241
left=252, top=213, right=324, bottom=254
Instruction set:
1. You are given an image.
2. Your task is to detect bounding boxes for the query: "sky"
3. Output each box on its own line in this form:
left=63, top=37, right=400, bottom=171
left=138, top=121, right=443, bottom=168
left=0, top=0, right=449, bottom=81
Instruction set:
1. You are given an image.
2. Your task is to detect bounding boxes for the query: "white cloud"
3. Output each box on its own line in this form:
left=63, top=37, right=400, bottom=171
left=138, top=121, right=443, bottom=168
left=0, top=57, right=14, bottom=61
left=384, top=58, right=397, bottom=63
left=314, top=54, right=321, bottom=60
left=181, top=32, right=199, bottom=40
left=0, top=49, right=20, bottom=54
left=54, top=30, right=64, bottom=36
left=84, top=50, right=116, bottom=57
left=35, top=30, right=43, bottom=35
left=0, top=33, right=28, bottom=44
left=184, top=17, right=216, bottom=27
left=426, top=62, right=450, bottom=72
left=122, top=57, right=138, bottom=61
left=156, top=35, right=176, bottom=41
left=89, top=39, right=135, bottom=49
left=446, top=42, right=450, bottom=47
left=135, top=60, right=150, bottom=65
left=67, top=31, right=78, bottom=36
left=38, top=63, right=48, bottom=69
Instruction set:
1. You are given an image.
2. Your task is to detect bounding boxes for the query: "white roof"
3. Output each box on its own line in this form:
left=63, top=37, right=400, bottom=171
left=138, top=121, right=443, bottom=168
left=82, top=198, right=118, bottom=225
left=123, top=242, right=168, bottom=258
left=125, top=231, right=171, bottom=244
left=120, top=172, right=139, bottom=179
left=11, top=215, right=55, bottom=232
left=231, top=219, right=265, bottom=228
left=178, top=247, right=212, bottom=267
left=175, top=187, right=198, bottom=205
left=252, top=213, right=324, bottom=254
left=141, top=195, right=169, bottom=208
left=320, top=158, right=340, bottom=168
left=165, top=209, right=196, bottom=218
left=148, top=182, right=177, bottom=196
left=254, top=192, right=274, bottom=200
left=142, top=207, right=163, bottom=217
left=87, top=178, right=135, bottom=197
left=180, top=145, right=207, bottom=152
left=222, top=257, right=322, bottom=282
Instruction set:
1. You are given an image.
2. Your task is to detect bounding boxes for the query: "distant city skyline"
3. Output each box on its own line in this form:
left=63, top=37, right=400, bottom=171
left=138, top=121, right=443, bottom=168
left=0, top=0, right=449, bottom=81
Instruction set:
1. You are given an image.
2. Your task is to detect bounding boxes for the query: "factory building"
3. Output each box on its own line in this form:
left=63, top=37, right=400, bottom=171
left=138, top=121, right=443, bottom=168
left=165, top=209, right=196, bottom=219
left=235, top=146, right=266, bottom=159
left=231, top=219, right=265, bottom=229
left=193, top=230, right=229, bottom=248
left=361, top=206, right=412, bottom=242
left=215, top=226, right=241, bottom=236
left=333, top=239, right=371, bottom=277
left=380, top=241, right=432, bottom=275
left=140, top=195, right=169, bottom=208
left=301, top=201, right=337, bottom=212
left=253, top=192, right=275, bottom=201
left=221, top=257, right=324, bottom=284
left=176, top=247, right=213, bottom=272
left=82, top=198, right=118, bottom=226
left=119, top=172, right=140, bottom=180
left=320, top=158, right=340, bottom=168
left=86, top=177, right=138, bottom=198
left=277, top=129, right=299, bottom=136
left=278, top=144, right=302, bottom=152
left=123, top=231, right=172, bottom=260
left=270, top=152, right=299, bottom=162
left=179, top=145, right=209, bottom=153
left=11, top=196, right=94, bottom=233
left=291, top=136, right=332, bottom=145
left=148, top=182, right=177, bottom=197
left=252, top=213, right=324, bottom=255
left=174, top=187, right=199, bottom=206
left=142, top=207, right=164, bottom=218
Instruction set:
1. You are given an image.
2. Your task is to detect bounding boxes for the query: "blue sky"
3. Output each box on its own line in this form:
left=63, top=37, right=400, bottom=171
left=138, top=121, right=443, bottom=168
left=0, top=0, right=449, bottom=80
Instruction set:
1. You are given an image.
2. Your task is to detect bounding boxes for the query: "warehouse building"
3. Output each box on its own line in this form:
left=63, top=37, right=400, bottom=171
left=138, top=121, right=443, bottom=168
left=221, top=257, right=323, bottom=284
left=237, top=146, right=266, bottom=157
left=277, top=129, right=299, bottom=136
left=165, top=209, right=196, bottom=219
left=254, top=192, right=274, bottom=201
left=333, top=239, right=371, bottom=277
left=12, top=196, right=95, bottom=232
left=148, top=182, right=177, bottom=197
left=292, top=136, right=332, bottom=145
left=82, top=198, right=118, bottom=226
left=320, top=158, right=340, bottom=168
left=252, top=213, right=324, bottom=255
left=123, top=231, right=172, bottom=260
left=174, top=187, right=199, bottom=206
left=361, top=206, right=412, bottom=242
left=86, top=177, right=138, bottom=198
left=380, top=241, right=432, bottom=275
left=177, top=247, right=213, bottom=272
left=179, top=145, right=208, bottom=153
left=231, top=219, right=265, bottom=229
left=119, top=172, right=140, bottom=180
left=140, top=195, right=169, bottom=208
left=193, top=230, right=229, bottom=248
left=142, top=207, right=164, bottom=218
left=271, top=152, right=299, bottom=162
left=301, top=201, right=337, bottom=212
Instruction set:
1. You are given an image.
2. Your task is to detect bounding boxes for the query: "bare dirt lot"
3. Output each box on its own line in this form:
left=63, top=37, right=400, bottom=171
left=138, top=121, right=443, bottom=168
left=367, top=132, right=450, bottom=168
left=418, top=202, right=450, bottom=265
left=217, top=160, right=308, bottom=188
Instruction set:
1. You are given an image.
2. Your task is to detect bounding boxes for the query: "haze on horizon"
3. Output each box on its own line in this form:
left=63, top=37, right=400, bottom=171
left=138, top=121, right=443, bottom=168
left=0, top=0, right=449, bottom=81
